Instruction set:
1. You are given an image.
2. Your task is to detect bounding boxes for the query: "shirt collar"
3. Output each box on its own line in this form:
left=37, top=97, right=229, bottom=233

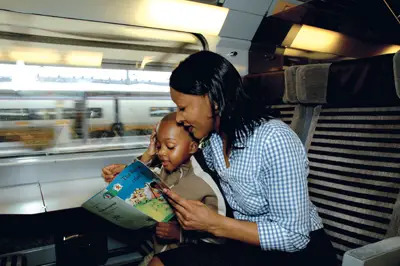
left=159, top=160, right=192, bottom=187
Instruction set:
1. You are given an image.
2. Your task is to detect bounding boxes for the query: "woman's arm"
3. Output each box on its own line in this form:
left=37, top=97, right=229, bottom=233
left=164, top=189, right=260, bottom=246
left=213, top=215, right=260, bottom=246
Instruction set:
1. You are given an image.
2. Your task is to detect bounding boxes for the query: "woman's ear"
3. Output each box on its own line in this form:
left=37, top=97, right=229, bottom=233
left=189, top=141, right=199, bottom=154
left=213, top=102, right=221, bottom=116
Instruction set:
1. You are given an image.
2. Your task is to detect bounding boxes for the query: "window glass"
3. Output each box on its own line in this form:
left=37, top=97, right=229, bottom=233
left=0, top=11, right=204, bottom=158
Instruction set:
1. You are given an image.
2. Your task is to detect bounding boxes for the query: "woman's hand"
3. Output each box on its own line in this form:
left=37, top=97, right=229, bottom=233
left=163, top=189, right=222, bottom=233
left=102, top=164, right=126, bottom=183
left=155, top=221, right=180, bottom=240
left=164, top=189, right=261, bottom=245
left=140, top=124, right=158, bottom=163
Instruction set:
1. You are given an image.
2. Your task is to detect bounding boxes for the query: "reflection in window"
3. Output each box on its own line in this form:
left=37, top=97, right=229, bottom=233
left=0, top=10, right=204, bottom=158
left=150, top=107, right=177, bottom=117
left=0, top=65, right=179, bottom=157
left=0, top=109, right=30, bottom=121
left=62, top=108, right=103, bottom=119
left=0, top=108, right=59, bottom=120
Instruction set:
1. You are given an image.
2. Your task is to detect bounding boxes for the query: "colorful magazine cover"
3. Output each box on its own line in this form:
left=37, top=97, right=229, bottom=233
left=82, top=160, right=175, bottom=230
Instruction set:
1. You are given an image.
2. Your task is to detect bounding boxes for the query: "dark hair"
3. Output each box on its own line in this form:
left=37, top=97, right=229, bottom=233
left=159, top=112, right=198, bottom=142
left=170, top=51, right=275, bottom=149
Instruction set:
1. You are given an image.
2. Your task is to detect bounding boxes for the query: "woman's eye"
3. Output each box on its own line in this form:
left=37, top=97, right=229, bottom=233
left=179, top=107, right=185, bottom=112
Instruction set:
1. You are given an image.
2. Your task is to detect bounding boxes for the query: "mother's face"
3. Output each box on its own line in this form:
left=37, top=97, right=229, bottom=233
left=170, top=87, right=214, bottom=140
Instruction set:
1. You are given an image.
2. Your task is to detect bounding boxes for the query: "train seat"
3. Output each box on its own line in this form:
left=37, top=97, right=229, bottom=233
left=0, top=255, right=27, bottom=266
left=283, top=65, right=299, bottom=104
left=242, top=70, right=303, bottom=136
left=298, top=52, right=400, bottom=265
left=284, top=64, right=331, bottom=144
left=395, top=51, right=400, bottom=100
left=296, top=63, right=331, bottom=105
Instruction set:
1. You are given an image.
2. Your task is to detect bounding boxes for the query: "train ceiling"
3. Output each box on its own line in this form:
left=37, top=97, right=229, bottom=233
left=249, top=0, right=400, bottom=66
left=267, top=0, right=400, bottom=45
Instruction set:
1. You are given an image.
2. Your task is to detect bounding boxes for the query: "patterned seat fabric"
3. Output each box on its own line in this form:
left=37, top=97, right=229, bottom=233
left=299, top=52, right=400, bottom=264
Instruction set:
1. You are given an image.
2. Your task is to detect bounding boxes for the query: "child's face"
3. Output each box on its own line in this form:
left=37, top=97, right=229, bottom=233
left=156, top=120, right=197, bottom=172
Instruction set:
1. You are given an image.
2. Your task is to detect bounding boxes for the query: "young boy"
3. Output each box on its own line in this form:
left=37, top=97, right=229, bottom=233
left=102, top=112, right=226, bottom=265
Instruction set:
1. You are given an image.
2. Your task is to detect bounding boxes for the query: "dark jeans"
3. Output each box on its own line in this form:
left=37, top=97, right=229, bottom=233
left=157, top=228, right=336, bottom=266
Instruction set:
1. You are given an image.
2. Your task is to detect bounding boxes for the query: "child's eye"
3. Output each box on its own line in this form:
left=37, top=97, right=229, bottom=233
left=167, top=146, right=175, bottom=150
left=179, top=107, right=185, bottom=112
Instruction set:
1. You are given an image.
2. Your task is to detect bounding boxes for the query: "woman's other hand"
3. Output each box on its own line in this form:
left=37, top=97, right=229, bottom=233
left=155, top=221, right=180, bottom=240
left=164, top=189, right=221, bottom=233
left=102, top=164, right=126, bottom=183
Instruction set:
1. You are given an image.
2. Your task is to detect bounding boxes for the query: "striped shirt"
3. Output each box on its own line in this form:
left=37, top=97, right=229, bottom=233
left=202, top=119, right=323, bottom=252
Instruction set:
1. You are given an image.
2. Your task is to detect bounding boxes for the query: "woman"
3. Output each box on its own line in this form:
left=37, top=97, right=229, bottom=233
left=149, top=51, right=336, bottom=266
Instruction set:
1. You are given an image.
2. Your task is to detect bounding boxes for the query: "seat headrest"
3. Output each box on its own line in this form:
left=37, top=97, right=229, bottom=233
left=296, top=63, right=331, bottom=104
left=394, top=50, right=400, bottom=99
left=283, top=66, right=300, bottom=103
left=242, top=71, right=285, bottom=105
left=327, top=53, right=400, bottom=107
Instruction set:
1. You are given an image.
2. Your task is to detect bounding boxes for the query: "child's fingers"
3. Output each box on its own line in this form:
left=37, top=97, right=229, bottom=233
left=150, top=131, right=156, bottom=141
left=102, top=167, right=112, bottom=175
left=155, top=231, right=169, bottom=239
left=156, top=222, right=169, bottom=229
left=155, top=225, right=170, bottom=236
left=103, top=164, right=120, bottom=174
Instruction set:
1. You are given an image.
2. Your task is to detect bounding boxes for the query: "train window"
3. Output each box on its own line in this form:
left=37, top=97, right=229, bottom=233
left=0, top=10, right=205, bottom=158
left=88, top=108, right=103, bottom=119
left=149, top=107, right=177, bottom=117
left=0, top=109, right=30, bottom=121
left=62, top=108, right=103, bottom=119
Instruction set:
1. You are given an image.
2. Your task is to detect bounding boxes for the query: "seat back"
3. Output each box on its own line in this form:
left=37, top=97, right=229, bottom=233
left=299, top=52, right=400, bottom=264
left=243, top=70, right=299, bottom=128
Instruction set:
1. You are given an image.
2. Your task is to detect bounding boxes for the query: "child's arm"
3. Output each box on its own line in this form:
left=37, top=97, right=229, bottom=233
left=102, top=164, right=127, bottom=183
left=102, top=126, right=157, bottom=183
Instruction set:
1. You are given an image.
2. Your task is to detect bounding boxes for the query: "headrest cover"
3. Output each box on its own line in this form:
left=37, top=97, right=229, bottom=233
left=242, top=71, right=285, bottom=105
left=327, top=53, right=400, bottom=107
left=296, top=63, right=331, bottom=104
left=394, top=51, right=400, bottom=99
left=283, top=66, right=299, bottom=103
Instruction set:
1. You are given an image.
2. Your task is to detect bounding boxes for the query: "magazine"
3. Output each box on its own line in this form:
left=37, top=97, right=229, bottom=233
left=82, top=160, right=175, bottom=230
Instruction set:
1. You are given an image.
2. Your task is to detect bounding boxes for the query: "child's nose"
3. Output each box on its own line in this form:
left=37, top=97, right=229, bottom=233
left=158, top=147, right=167, bottom=156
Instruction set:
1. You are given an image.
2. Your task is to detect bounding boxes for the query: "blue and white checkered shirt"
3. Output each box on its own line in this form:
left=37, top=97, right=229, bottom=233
left=202, top=119, right=323, bottom=252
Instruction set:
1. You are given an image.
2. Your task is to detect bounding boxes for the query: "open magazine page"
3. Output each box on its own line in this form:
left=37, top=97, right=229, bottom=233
left=82, top=160, right=175, bottom=230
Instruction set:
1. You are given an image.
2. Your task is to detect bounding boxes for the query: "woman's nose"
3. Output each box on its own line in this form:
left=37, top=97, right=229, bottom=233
left=176, top=111, right=184, bottom=123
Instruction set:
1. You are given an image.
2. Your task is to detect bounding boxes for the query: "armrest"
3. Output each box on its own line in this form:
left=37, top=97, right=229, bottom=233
left=342, top=237, right=400, bottom=266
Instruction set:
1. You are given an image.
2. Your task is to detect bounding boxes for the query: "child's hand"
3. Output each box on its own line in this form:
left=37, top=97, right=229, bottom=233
left=155, top=221, right=180, bottom=241
left=102, top=164, right=126, bottom=183
left=141, top=124, right=158, bottom=163
left=147, top=124, right=158, bottom=156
